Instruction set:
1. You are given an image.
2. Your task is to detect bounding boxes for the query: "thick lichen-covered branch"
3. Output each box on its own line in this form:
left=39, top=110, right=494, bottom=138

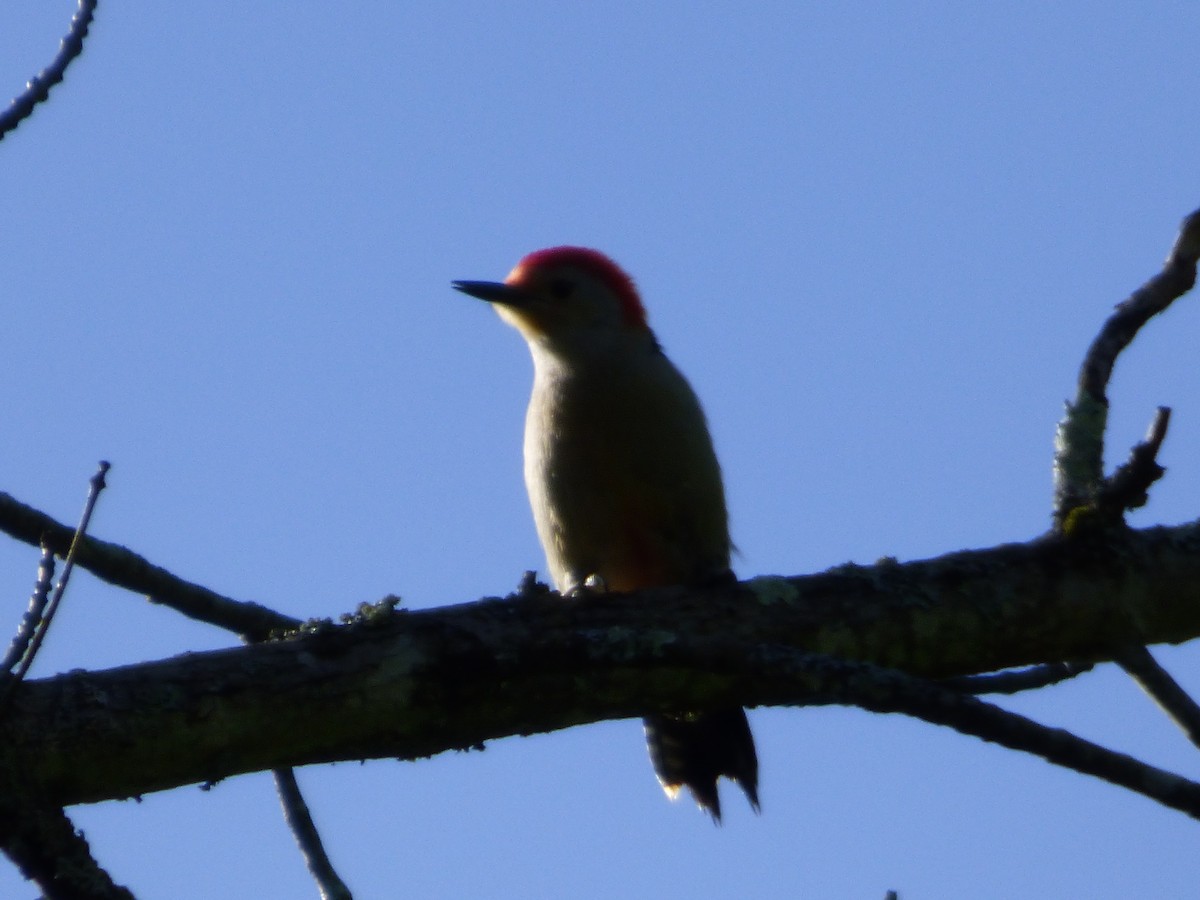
left=4, top=521, right=1200, bottom=808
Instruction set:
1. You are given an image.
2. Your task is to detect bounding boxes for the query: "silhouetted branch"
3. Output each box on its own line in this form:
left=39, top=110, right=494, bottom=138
left=738, top=646, right=1200, bottom=821
left=0, top=490, right=298, bottom=639
left=1098, top=406, right=1171, bottom=516
left=6, top=520, right=1200, bottom=810
left=1116, top=646, right=1200, bottom=749
left=0, top=490, right=344, bottom=897
left=2, top=544, right=55, bottom=673
left=1053, top=206, right=1200, bottom=529
left=276, top=769, right=354, bottom=900
left=941, top=661, right=1094, bottom=695
left=3, top=464, right=109, bottom=699
left=0, top=772, right=131, bottom=899
left=0, top=0, right=98, bottom=141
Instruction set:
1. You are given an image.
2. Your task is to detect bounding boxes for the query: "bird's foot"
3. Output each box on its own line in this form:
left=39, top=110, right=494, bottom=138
left=564, top=573, right=609, bottom=597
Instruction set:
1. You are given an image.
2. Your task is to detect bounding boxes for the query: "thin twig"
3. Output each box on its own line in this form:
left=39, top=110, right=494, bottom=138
left=1052, top=207, right=1200, bottom=529
left=759, top=648, right=1200, bottom=820
left=1116, top=645, right=1200, bottom=750
left=0, top=0, right=98, bottom=141
left=1, top=463, right=110, bottom=715
left=2, top=544, right=56, bottom=673
left=0, top=489, right=298, bottom=638
left=941, top=661, right=1094, bottom=695
left=275, top=769, right=354, bottom=900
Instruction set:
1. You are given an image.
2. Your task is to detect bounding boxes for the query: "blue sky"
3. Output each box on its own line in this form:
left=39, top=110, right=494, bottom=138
left=3, top=3, right=1199, bottom=897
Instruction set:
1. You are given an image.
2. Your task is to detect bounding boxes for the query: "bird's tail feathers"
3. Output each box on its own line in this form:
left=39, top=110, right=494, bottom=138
left=643, top=708, right=759, bottom=823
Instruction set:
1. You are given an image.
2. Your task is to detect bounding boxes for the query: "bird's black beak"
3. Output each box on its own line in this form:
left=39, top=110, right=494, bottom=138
left=452, top=280, right=531, bottom=308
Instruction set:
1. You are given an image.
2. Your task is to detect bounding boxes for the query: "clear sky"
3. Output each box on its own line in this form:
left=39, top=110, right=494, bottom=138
left=3, top=3, right=1199, bottom=898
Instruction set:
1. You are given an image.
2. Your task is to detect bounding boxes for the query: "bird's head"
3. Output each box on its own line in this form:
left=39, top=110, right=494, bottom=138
left=453, top=247, right=650, bottom=352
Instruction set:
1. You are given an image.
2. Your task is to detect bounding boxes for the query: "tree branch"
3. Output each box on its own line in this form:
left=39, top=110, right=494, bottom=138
left=3, top=463, right=110, bottom=705
left=0, top=490, right=298, bottom=638
left=1097, top=406, right=1171, bottom=518
left=0, top=762, right=131, bottom=899
left=0, top=0, right=98, bottom=142
left=2, top=544, right=55, bottom=672
left=4, top=521, right=1200, bottom=808
left=1116, top=646, right=1200, bottom=749
left=0, top=492, right=342, bottom=893
left=941, top=661, right=1094, bottom=695
left=738, top=646, right=1200, bottom=820
left=1053, top=206, right=1200, bottom=528
left=275, top=768, right=354, bottom=900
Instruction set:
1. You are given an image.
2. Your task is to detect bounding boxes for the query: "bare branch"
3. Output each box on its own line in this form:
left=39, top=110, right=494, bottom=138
left=1053, top=207, right=1200, bottom=528
left=941, top=661, right=1094, bottom=695
left=3, top=463, right=110, bottom=701
left=1079, top=208, right=1200, bottom=402
left=736, top=646, right=1200, bottom=820
left=275, top=769, right=354, bottom=900
left=0, top=490, right=298, bottom=639
left=1116, top=646, right=1200, bottom=749
left=6, top=520, right=1200, bottom=808
left=0, top=772, right=131, bottom=898
left=2, top=544, right=55, bottom=673
left=0, top=489, right=346, bottom=895
left=0, top=0, right=99, bottom=142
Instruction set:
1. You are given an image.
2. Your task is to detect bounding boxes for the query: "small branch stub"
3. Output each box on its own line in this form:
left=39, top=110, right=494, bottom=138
left=1098, top=406, right=1171, bottom=516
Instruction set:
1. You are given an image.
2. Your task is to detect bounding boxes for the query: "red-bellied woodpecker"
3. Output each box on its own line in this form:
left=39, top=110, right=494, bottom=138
left=453, top=246, right=759, bottom=821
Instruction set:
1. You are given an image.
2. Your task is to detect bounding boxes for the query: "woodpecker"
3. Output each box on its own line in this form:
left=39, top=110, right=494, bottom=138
left=453, top=247, right=759, bottom=822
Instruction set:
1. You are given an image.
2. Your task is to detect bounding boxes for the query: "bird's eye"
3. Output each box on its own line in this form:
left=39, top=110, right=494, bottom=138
left=548, top=279, right=573, bottom=301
